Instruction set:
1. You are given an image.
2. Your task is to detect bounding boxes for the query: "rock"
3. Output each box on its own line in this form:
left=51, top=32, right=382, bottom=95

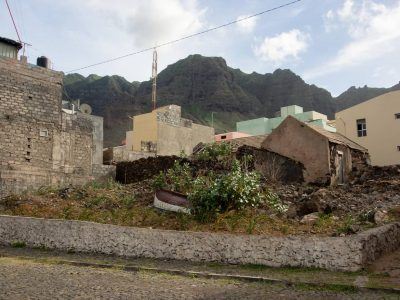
left=313, top=188, right=329, bottom=198
left=285, top=205, right=298, bottom=219
left=300, top=213, right=319, bottom=225
left=296, top=196, right=333, bottom=216
left=374, top=210, right=389, bottom=225
left=349, top=224, right=361, bottom=233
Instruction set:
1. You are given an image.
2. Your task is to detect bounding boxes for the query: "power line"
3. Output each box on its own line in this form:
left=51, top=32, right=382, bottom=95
left=4, top=0, right=22, bottom=43
left=66, top=0, right=302, bottom=73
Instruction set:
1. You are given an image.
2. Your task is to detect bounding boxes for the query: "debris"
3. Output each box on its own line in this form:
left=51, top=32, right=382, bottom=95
left=300, top=213, right=319, bottom=225
left=374, top=210, right=389, bottom=225
left=153, top=189, right=190, bottom=214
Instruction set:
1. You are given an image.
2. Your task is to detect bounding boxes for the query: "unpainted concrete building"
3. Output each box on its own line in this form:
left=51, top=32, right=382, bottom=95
left=125, top=105, right=215, bottom=157
left=262, top=116, right=369, bottom=185
left=0, top=37, right=114, bottom=198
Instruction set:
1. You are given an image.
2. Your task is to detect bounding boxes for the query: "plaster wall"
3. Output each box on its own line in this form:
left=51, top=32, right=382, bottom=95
left=131, top=112, right=158, bottom=152
left=336, top=91, right=400, bottom=166
left=262, top=117, right=331, bottom=183
left=215, top=132, right=250, bottom=142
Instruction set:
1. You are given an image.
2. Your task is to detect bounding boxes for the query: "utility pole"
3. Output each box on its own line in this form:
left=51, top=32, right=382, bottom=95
left=151, top=48, right=158, bottom=111
left=211, top=112, right=216, bottom=128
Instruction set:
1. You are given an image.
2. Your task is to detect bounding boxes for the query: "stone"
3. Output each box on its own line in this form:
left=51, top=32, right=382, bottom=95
left=374, top=210, right=389, bottom=225
left=0, top=56, right=115, bottom=198
left=300, top=213, right=319, bottom=225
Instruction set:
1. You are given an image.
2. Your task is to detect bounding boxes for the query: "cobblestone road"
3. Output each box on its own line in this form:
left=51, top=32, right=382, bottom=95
left=0, top=257, right=398, bottom=300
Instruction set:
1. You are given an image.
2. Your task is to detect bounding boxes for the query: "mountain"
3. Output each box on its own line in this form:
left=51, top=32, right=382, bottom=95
left=336, top=83, right=400, bottom=111
left=63, top=54, right=398, bottom=147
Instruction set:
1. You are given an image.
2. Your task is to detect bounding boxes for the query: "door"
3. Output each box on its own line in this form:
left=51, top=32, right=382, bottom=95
left=336, top=151, right=345, bottom=184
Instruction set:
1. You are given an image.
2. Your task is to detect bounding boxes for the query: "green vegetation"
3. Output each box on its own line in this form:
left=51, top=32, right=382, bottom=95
left=153, top=143, right=284, bottom=222
left=11, top=241, right=26, bottom=248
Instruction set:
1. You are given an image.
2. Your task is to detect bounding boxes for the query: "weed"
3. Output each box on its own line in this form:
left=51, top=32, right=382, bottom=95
left=337, top=216, right=356, bottom=234
left=11, top=241, right=26, bottom=248
left=246, top=218, right=257, bottom=234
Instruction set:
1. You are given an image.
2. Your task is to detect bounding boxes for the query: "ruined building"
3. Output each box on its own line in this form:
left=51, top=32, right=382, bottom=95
left=262, top=116, right=369, bottom=185
left=0, top=37, right=114, bottom=198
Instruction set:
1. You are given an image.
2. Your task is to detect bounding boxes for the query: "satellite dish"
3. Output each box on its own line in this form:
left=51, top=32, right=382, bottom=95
left=80, top=103, right=92, bottom=115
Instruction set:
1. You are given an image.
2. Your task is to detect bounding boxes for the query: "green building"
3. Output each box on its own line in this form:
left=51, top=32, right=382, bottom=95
left=237, top=105, right=336, bottom=136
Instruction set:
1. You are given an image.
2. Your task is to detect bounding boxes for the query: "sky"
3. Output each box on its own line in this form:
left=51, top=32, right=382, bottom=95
left=1, top=0, right=400, bottom=96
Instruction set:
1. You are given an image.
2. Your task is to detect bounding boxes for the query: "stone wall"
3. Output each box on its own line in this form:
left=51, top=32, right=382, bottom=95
left=0, top=56, right=113, bottom=197
left=0, top=215, right=399, bottom=272
left=236, top=146, right=304, bottom=183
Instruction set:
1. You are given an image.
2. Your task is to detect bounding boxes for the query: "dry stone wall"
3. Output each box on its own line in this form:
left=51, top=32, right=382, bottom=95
left=0, top=215, right=398, bottom=272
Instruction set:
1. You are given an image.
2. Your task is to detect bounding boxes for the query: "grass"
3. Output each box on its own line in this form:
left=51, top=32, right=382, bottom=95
left=0, top=180, right=376, bottom=236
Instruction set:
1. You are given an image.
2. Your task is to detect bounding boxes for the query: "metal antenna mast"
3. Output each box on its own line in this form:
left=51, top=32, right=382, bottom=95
left=151, top=48, right=158, bottom=110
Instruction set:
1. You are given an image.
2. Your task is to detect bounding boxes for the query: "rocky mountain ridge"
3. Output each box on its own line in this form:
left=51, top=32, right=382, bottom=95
left=63, top=54, right=399, bottom=147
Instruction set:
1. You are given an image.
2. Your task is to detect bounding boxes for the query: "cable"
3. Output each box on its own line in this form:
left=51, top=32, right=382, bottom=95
left=66, top=0, right=302, bottom=73
left=4, top=0, right=22, bottom=43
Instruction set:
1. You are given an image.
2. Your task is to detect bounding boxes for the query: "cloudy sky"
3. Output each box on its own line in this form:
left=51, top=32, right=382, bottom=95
left=1, top=0, right=400, bottom=96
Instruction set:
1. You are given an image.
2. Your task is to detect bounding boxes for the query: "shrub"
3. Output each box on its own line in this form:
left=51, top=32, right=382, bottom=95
left=152, top=161, right=192, bottom=193
left=264, top=189, right=288, bottom=213
left=189, top=160, right=265, bottom=222
left=195, top=142, right=233, bottom=162
left=11, top=241, right=26, bottom=248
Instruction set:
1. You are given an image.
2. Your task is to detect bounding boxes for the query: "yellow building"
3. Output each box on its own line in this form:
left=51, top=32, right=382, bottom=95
left=335, top=91, right=400, bottom=166
left=126, top=105, right=214, bottom=156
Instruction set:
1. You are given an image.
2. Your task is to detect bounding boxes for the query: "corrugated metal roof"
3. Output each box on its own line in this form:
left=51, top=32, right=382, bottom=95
left=0, top=36, right=22, bottom=49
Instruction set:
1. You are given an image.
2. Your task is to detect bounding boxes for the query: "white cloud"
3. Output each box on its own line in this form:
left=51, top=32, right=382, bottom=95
left=236, top=15, right=258, bottom=33
left=254, top=29, right=309, bottom=63
left=85, top=0, right=206, bottom=48
left=305, top=0, right=400, bottom=79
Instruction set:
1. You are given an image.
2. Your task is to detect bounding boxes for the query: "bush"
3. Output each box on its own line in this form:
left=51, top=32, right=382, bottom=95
left=152, top=160, right=192, bottom=193
left=189, top=160, right=265, bottom=222
left=195, top=142, right=233, bottom=162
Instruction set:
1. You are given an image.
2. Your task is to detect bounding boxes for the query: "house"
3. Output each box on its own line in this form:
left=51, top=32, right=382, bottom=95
left=215, top=132, right=250, bottom=142
left=261, top=116, right=369, bottom=185
left=237, top=105, right=336, bottom=136
left=125, top=105, right=214, bottom=157
left=0, top=36, right=114, bottom=198
left=335, top=91, right=400, bottom=166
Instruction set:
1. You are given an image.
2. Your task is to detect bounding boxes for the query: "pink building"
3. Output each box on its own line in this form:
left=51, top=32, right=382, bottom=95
left=215, top=131, right=251, bottom=142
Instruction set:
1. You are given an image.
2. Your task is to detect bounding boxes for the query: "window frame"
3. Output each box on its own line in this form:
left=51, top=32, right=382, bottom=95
left=356, top=118, right=367, bottom=137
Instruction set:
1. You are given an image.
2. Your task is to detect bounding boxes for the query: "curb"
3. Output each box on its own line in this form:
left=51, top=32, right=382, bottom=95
left=10, top=255, right=400, bottom=295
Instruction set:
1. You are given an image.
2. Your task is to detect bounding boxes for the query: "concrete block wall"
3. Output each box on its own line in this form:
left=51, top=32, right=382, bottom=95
left=0, top=215, right=398, bottom=272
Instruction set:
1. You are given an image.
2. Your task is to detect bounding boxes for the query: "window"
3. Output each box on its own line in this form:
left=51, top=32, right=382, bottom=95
left=221, top=135, right=227, bottom=140
left=398, top=146, right=400, bottom=152
left=395, top=113, right=400, bottom=119
left=356, top=119, right=367, bottom=137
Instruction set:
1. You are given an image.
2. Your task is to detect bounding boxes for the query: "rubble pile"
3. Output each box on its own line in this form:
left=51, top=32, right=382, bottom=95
left=273, top=165, right=400, bottom=222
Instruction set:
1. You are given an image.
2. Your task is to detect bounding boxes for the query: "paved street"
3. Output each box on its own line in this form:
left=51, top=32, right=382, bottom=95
left=0, top=256, right=398, bottom=300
